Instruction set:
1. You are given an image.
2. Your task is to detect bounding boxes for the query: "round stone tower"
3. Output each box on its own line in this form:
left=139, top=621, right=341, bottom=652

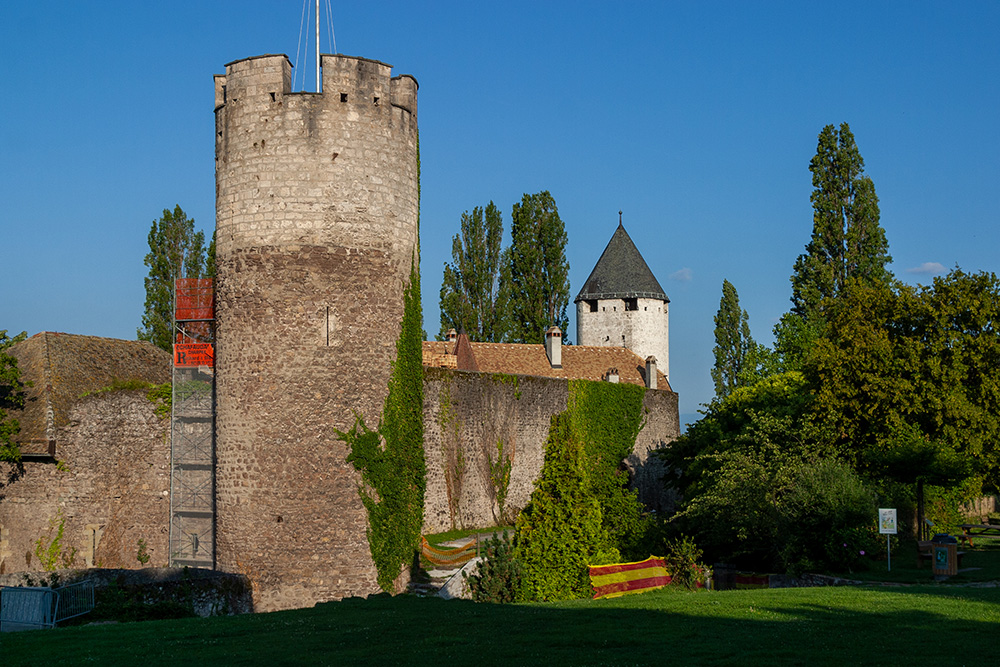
left=213, top=54, right=418, bottom=611
left=575, top=221, right=670, bottom=378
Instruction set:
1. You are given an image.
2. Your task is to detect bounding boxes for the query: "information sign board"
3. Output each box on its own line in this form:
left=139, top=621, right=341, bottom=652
left=879, top=508, right=897, bottom=535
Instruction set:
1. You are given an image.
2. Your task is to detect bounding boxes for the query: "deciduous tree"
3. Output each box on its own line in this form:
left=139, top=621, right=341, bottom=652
left=778, top=123, right=892, bottom=368
left=0, top=330, right=28, bottom=464
left=711, top=280, right=755, bottom=399
left=438, top=202, right=507, bottom=341
left=505, top=191, right=570, bottom=344
left=138, top=206, right=207, bottom=351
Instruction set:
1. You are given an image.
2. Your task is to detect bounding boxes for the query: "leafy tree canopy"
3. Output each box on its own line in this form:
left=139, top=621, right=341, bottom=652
left=780, top=122, right=892, bottom=369
left=138, top=206, right=208, bottom=351
left=505, top=191, right=570, bottom=344
left=712, top=279, right=772, bottom=400
left=805, top=271, right=1000, bottom=491
left=0, top=330, right=28, bottom=464
left=438, top=202, right=507, bottom=341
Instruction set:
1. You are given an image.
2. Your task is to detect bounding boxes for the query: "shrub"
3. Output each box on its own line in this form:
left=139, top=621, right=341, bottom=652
left=777, top=458, right=878, bottom=574
left=567, top=380, right=648, bottom=558
left=672, top=447, right=784, bottom=570
left=514, top=412, right=619, bottom=601
left=675, top=451, right=879, bottom=574
left=466, top=532, right=522, bottom=604
left=663, top=535, right=710, bottom=589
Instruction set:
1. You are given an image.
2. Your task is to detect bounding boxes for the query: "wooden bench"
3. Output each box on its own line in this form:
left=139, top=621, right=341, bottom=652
left=960, top=524, right=1000, bottom=547
left=916, top=541, right=966, bottom=569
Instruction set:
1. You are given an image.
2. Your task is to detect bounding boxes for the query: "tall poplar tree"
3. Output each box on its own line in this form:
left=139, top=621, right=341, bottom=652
left=505, top=191, right=570, bottom=344
left=138, top=205, right=207, bottom=351
left=711, top=280, right=755, bottom=400
left=790, top=122, right=891, bottom=318
left=777, top=123, right=892, bottom=367
left=438, top=202, right=507, bottom=341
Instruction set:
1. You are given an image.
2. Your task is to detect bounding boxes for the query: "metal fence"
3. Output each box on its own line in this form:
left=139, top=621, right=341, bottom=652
left=0, top=580, right=95, bottom=632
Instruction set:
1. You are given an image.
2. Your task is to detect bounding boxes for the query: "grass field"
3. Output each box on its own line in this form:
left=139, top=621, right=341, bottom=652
left=4, top=583, right=999, bottom=665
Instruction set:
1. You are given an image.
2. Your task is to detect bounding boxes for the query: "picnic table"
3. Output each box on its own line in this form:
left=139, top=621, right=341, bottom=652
left=960, top=524, right=1000, bottom=547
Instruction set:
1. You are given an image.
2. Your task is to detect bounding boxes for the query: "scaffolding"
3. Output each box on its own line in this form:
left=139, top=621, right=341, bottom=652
left=169, top=278, right=215, bottom=568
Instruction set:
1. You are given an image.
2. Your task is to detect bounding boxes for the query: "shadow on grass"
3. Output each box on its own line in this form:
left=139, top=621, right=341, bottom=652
left=4, top=585, right=999, bottom=666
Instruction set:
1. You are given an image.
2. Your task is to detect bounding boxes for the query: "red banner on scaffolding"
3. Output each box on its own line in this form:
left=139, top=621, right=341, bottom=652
left=174, top=343, right=214, bottom=368
left=175, top=278, right=214, bottom=321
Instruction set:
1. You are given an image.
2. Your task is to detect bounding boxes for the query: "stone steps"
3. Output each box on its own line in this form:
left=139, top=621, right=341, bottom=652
left=409, top=567, right=461, bottom=597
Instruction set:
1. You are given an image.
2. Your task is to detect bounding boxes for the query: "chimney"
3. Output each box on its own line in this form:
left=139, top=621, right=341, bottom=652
left=446, top=328, right=458, bottom=343
left=605, top=367, right=619, bottom=383
left=545, top=325, right=562, bottom=368
left=645, top=356, right=657, bottom=390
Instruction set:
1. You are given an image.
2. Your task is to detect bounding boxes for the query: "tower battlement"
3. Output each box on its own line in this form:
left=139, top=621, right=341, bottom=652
left=213, top=51, right=419, bottom=611
left=214, top=54, right=417, bottom=121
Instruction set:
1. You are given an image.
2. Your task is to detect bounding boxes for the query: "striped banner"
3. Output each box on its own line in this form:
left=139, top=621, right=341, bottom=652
left=421, top=536, right=478, bottom=568
left=589, top=556, right=672, bottom=599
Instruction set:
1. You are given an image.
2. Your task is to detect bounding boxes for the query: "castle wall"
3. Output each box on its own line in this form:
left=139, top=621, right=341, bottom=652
left=0, top=390, right=170, bottom=575
left=422, top=368, right=678, bottom=534
left=213, top=54, right=419, bottom=611
left=576, top=297, right=670, bottom=378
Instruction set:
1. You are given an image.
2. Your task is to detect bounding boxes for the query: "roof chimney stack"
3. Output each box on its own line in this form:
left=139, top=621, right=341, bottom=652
left=446, top=328, right=458, bottom=343
left=545, top=325, right=562, bottom=369
left=605, top=367, right=620, bottom=383
left=645, top=356, right=657, bottom=390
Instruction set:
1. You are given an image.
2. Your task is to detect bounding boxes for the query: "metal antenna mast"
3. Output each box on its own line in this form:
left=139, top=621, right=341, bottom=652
left=315, top=0, right=321, bottom=92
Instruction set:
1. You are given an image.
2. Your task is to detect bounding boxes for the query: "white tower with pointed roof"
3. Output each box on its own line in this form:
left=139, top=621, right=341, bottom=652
left=575, top=221, right=670, bottom=379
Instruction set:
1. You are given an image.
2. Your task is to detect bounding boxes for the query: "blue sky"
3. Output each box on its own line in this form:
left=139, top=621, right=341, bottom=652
left=2, top=2, right=998, bottom=425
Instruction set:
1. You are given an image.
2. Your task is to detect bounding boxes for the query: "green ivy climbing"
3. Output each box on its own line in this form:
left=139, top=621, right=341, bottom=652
left=568, top=379, right=647, bottom=556
left=341, top=136, right=425, bottom=592
left=513, top=380, right=649, bottom=600
left=514, top=412, right=618, bottom=601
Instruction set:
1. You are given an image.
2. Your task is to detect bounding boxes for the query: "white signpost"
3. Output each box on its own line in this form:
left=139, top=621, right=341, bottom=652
left=879, top=508, right=897, bottom=571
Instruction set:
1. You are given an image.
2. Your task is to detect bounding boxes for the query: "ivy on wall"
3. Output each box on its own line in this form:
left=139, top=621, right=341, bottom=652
left=513, top=379, right=648, bottom=600
left=437, top=379, right=466, bottom=530
left=568, top=379, right=647, bottom=555
left=341, top=137, right=425, bottom=593
left=514, top=411, right=614, bottom=601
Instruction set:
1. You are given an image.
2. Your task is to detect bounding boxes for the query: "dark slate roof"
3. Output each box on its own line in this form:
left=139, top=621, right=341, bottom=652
left=574, top=223, right=669, bottom=303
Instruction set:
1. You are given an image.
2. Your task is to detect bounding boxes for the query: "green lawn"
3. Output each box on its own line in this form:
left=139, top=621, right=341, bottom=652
left=4, top=584, right=999, bottom=665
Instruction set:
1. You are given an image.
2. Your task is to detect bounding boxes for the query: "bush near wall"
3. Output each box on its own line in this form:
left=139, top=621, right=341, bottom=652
left=511, top=380, right=649, bottom=601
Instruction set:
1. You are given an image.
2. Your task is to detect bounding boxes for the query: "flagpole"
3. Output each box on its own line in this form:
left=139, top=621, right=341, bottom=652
left=315, top=0, right=321, bottom=92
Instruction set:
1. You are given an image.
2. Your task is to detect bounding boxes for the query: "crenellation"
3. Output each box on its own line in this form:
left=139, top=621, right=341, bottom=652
left=214, top=52, right=418, bottom=609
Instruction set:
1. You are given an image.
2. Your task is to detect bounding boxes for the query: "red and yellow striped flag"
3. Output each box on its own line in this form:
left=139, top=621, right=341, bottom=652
left=589, top=556, right=672, bottom=599
left=421, top=536, right=478, bottom=568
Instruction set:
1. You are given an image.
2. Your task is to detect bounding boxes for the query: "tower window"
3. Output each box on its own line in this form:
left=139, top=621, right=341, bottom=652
left=625, top=298, right=638, bottom=311
left=586, top=300, right=597, bottom=313
left=340, top=93, right=348, bottom=103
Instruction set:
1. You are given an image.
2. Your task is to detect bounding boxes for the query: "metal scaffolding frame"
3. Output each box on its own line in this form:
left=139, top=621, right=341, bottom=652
left=169, top=279, right=216, bottom=569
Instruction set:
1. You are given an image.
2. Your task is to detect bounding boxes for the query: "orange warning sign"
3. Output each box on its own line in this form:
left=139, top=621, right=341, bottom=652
left=174, top=343, right=214, bottom=368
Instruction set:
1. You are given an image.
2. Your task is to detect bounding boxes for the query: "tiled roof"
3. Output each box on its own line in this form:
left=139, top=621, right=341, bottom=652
left=9, top=332, right=171, bottom=453
left=421, top=338, right=670, bottom=391
left=575, top=223, right=669, bottom=303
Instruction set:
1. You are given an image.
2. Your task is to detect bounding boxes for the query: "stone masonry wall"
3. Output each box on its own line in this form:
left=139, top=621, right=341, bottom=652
left=422, top=368, right=679, bottom=533
left=577, top=297, right=670, bottom=378
left=0, top=390, right=170, bottom=575
left=213, top=54, right=419, bottom=611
